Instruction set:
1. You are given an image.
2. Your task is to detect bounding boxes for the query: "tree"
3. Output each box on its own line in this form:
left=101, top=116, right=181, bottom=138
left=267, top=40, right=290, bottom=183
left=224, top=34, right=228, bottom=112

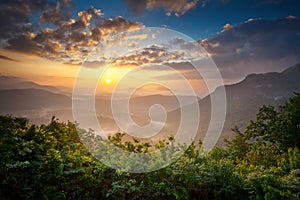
left=229, top=93, right=300, bottom=151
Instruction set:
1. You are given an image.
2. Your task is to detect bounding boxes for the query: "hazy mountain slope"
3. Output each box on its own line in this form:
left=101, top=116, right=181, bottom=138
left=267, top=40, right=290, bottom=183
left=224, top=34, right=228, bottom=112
left=0, top=76, right=24, bottom=87
left=0, top=76, right=67, bottom=94
left=0, top=89, right=71, bottom=124
left=0, top=89, right=71, bottom=112
left=168, top=63, right=300, bottom=146
left=202, top=62, right=300, bottom=145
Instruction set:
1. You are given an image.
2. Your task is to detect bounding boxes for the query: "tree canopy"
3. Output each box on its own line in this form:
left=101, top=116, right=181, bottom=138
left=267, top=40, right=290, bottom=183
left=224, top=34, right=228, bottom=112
left=1, top=94, right=300, bottom=199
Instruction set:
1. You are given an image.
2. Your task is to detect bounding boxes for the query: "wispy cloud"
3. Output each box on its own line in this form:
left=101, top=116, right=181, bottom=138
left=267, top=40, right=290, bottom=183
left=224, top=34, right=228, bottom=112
left=0, top=55, right=19, bottom=62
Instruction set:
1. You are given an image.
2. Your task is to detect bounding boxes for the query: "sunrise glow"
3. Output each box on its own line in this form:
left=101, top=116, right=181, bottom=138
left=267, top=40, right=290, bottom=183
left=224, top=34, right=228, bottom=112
left=105, top=78, right=111, bottom=84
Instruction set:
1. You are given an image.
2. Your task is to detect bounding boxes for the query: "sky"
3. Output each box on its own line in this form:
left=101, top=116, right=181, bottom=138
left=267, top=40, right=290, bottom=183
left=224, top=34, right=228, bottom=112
left=77, top=0, right=300, bottom=39
left=0, top=0, right=300, bottom=95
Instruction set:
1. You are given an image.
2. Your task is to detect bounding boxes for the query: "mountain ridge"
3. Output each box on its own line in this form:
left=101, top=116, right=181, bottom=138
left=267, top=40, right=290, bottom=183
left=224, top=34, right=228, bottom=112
left=0, top=63, right=299, bottom=145
left=203, top=62, right=300, bottom=145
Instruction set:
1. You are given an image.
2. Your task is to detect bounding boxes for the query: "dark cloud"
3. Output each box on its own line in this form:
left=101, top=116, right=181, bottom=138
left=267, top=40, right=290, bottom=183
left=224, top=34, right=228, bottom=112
left=200, top=17, right=300, bottom=81
left=39, top=0, right=75, bottom=25
left=0, top=0, right=143, bottom=65
left=0, top=55, right=19, bottom=62
left=123, top=0, right=199, bottom=17
left=0, top=0, right=73, bottom=39
left=0, top=1, right=31, bottom=39
left=6, top=34, right=42, bottom=54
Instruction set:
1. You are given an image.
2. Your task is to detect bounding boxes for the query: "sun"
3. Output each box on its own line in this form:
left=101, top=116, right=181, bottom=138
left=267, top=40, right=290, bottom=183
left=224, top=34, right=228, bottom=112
left=105, top=78, right=112, bottom=84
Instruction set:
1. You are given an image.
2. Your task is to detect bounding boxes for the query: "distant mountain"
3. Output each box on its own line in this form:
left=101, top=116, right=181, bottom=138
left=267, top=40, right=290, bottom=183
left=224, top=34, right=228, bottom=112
left=0, top=76, right=74, bottom=124
left=199, top=62, right=300, bottom=145
left=0, top=88, right=71, bottom=124
left=0, top=76, right=23, bottom=86
left=167, top=63, right=300, bottom=146
left=0, top=79, right=195, bottom=129
left=0, top=76, right=69, bottom=94
left=0, top=89, right=71, bottom=112
left=1, top=63, right=299, bottom=145
left=221, top=62, right=300, bottom=100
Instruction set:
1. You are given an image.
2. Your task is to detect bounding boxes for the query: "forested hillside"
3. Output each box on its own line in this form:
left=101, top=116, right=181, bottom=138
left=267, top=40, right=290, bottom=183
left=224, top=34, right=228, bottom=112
left=1, top=94, right=300, bottom=199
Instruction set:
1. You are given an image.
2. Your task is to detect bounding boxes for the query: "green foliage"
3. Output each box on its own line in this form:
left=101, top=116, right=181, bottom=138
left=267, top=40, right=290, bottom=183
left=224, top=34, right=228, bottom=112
left=0, top=116, right=106, bottom=199
left=241, top=93, right=300, bottom=150
left=227, top=94, right=300, bottom=199
left=0, top=94, right=300, bottom=199
left=226, top=126, right=250, bottom=160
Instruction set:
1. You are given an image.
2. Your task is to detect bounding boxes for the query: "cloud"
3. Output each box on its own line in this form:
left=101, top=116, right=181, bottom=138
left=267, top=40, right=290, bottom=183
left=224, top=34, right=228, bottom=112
left=0, top=1, right=34, bottom=39
left=39, top=0, right=75, bottom=25
left=286, top=15, right=297, bottom=19
left=0, top=55, right=19, bottom=62
left=6, top=34, right=42, bottom=54
left=0, top=0, right=143, bottom=65
left=200, top=17, right=300, bottom=81
left=82, top=60, right=106, bottom=69
left=123, top=0, right=199, bottom=17
left=111, top=45, right=179, bottom=67
left=222, top=23, right=233, bottom=32
left=168, top=38, right=207, bottom=58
